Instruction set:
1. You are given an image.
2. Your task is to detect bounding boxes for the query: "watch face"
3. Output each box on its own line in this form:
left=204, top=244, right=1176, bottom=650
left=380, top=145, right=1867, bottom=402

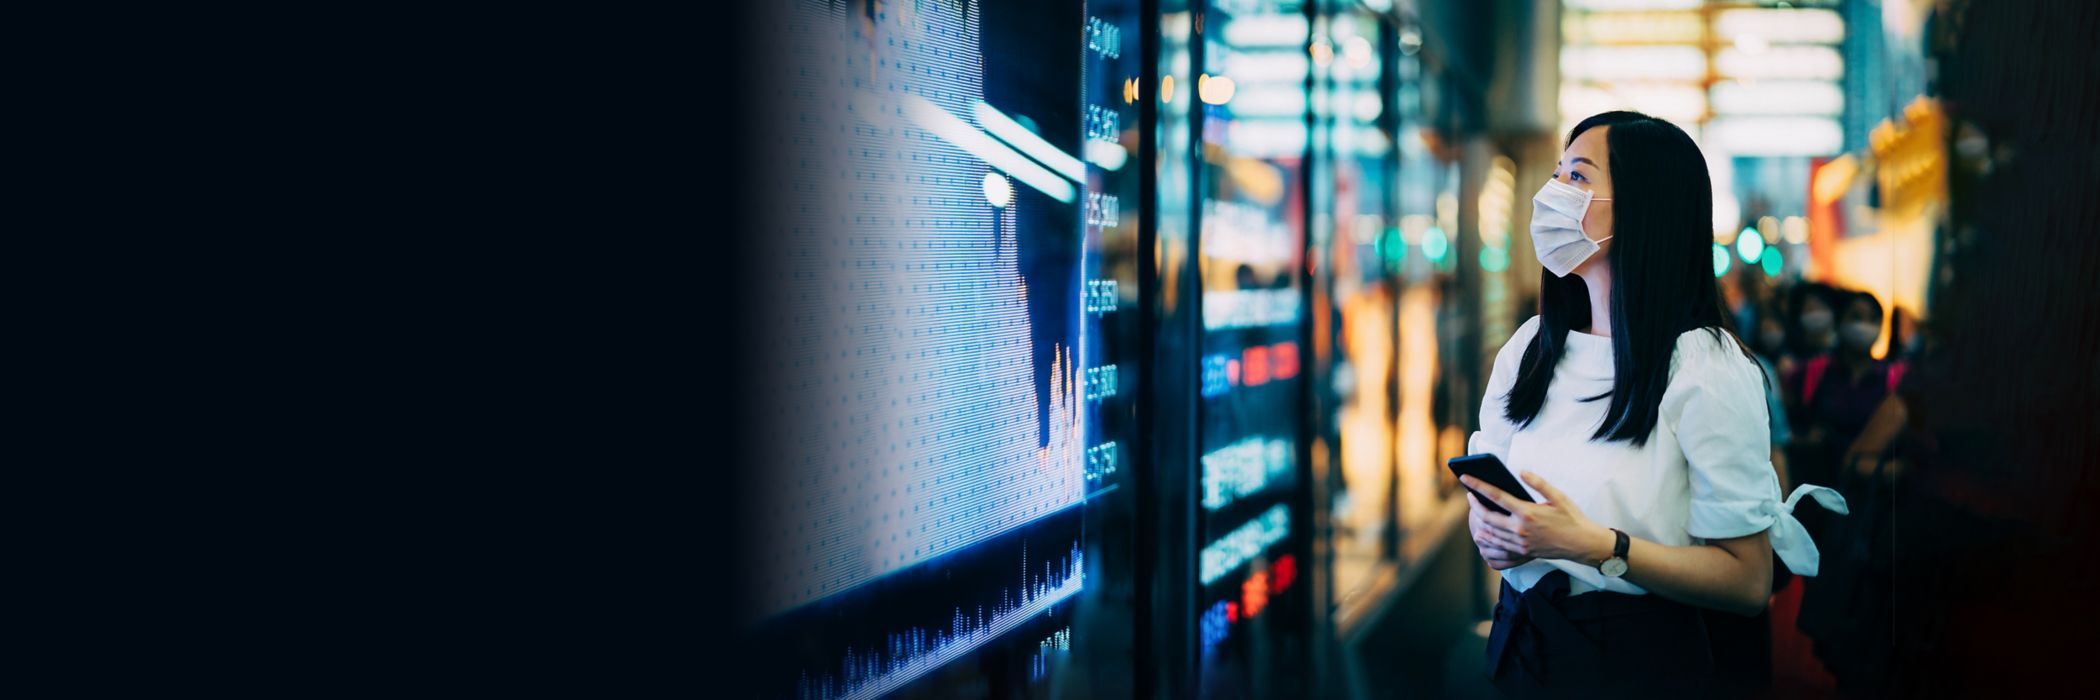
left=1601, top=558, right=1628, bottom=577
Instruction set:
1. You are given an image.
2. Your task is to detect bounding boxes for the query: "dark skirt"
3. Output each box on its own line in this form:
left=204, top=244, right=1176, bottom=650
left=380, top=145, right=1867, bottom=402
left=1486, top=569, right=1719, bottom=697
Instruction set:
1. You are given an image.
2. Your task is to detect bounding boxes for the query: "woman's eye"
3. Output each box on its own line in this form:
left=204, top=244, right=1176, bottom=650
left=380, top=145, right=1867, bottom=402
left=1571, top=172, right=1587, bottom=183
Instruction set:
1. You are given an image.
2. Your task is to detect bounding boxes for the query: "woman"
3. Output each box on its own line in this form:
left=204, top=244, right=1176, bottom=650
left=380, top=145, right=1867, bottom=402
left=1461, top=111, right=1846, bottom=695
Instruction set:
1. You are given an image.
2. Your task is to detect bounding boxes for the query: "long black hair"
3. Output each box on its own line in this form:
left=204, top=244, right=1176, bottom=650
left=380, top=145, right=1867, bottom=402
left=1503, top=111, right=1760, bottom=446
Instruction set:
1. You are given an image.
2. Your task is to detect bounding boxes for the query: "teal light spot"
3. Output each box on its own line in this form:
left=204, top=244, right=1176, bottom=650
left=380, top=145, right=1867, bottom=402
left=1761, top=247, right=1784, bottom=277
left=1713, top=243, right=1731, bottom=278
left=1479, top=244, right=1510, bottom=273
left=1423, top=226, right=1449, bottom=265
left=1380, top=227, right=1405, bottom=271
left=1736, top=227, right=1766, bottom=264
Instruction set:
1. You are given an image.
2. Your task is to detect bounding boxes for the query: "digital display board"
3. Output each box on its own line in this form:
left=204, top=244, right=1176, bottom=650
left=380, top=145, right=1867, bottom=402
left=739, top=1, right=1342, bottom=695
left=741, top=1, right=1139, bottom=698
left=1194, top=1, right=1313, bottom=696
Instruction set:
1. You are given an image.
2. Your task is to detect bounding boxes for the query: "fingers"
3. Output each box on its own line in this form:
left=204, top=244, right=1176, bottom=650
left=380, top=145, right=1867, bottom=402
left=1518, top=470, right=1566, bottom=504
left=1470, top=518, right=1523, bottom=553
left=1464, top=494, right=1530, bottom=558
left=1466, top=492, right=1491, bottom=517
left=1478, top=536, right=1521, bottom=555
left=1478, top=542, right=1529, bottom=569
left=1473, top=497, right=1519, bottom=533
left=1459, top=475, right=1525, bottom=514
left=1483, top=528, right=1523, bottom=553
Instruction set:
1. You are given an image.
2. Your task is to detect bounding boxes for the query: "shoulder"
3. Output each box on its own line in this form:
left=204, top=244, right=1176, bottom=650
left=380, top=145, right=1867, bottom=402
left=1662, top=326, right=1772, bottom=426
left=1486, top=315, right=1541, bottom=382
left=1668, top=326, right=1763, bottom=388
left=1500, top=315, right=1542, bottom=356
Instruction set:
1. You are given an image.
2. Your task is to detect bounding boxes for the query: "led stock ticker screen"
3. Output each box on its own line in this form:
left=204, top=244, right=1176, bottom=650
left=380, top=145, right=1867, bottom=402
left=741, top=0, right=1316, bottom=695
left=743, top=1, right=1139, bottom=698
left=1194, top=2, right=1311, bottom=695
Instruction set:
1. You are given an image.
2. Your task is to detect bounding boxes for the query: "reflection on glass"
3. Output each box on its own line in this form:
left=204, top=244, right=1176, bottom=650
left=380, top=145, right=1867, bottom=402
left=1390, top=44, right=1466, bottom=540
left=1196, top=1, right=1309, bottom=696
left=1316, top=3, right=1400, bottom=613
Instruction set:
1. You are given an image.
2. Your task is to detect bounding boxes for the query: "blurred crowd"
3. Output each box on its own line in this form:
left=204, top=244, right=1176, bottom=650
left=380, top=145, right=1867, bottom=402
left=1724, top=270, right=1921, bottom=497
left=1715, top=267, right=1918, bottom=696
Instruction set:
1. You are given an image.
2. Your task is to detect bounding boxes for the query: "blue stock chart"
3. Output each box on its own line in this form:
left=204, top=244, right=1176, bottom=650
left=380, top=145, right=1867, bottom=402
left=744, top=1, right=1138, bottom=697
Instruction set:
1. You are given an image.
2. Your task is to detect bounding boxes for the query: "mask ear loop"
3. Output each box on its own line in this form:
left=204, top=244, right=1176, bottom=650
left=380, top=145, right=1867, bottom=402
left=1584, top=196, right=1612, bottom=244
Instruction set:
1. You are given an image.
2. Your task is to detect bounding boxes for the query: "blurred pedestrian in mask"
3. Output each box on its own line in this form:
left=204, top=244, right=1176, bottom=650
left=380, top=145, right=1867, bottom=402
left=1788, top=283, right=1839, bottom=359
left=1756, top=311, right=1790, bottom=362
left=1780, top=284, right=1836, bottom=473
left=1753, top=313, right=1784, bottom=358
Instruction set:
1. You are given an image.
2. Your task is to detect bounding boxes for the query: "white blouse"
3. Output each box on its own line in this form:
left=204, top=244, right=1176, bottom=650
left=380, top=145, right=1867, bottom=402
left=1470, top=316, right=1847, bottom=597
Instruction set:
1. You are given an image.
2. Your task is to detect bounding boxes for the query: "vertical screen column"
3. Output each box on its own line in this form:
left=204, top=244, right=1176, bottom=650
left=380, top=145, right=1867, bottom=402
left=1194, top=1, right=1312, bottom=696
left=1063, top=0, right=1148, bottom=695
left=1080, top=1, right=1139, bottom=523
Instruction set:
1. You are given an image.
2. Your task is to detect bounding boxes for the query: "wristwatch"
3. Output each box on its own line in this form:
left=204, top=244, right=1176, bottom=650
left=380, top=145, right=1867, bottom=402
left=1600, top=528, right=1630, bottom=578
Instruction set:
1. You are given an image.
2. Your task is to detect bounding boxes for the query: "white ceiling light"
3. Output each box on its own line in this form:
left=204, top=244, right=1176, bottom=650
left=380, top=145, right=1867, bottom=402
left=1562, top=46, right=1707, bottom=81
left=1717, top=8, right=1846, bottom=46
left=1707, top=116, right=1844, bottom=156
left=1712, top=81, right=1845, bottom=116
left=1717, top=46, right=1844, bottom=81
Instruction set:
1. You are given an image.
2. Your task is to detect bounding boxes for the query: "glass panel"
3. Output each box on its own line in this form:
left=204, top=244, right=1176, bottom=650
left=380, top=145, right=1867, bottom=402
left=1194, top=0, right=1312, bottom=696
left=1316, top=0, right=1402, bottom=617
left=1390, top=42, right=1467, bottom=537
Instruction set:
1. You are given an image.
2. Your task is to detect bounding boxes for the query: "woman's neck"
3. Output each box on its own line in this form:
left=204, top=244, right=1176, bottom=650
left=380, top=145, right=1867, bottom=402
left=1576, top=261, right=1613, bottom=337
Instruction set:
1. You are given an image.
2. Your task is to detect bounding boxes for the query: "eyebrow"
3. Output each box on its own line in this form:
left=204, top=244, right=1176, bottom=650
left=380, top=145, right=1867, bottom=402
left=1570, top=157, right=1598, bottom=169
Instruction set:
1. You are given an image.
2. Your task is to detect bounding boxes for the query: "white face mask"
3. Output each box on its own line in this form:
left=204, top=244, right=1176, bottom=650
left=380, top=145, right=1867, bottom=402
left=1799, top=309, right=1834, bottom=335
left=1840, top=321, right=1880, bottom=351
left=1531, top=178, right=1612, bottom=277
left=1759, top=328, right=1787, bottom=352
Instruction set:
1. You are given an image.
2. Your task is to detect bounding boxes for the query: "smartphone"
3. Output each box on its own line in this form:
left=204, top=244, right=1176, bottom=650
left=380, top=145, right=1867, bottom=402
left=1447, top=453, right=1535, bottom=515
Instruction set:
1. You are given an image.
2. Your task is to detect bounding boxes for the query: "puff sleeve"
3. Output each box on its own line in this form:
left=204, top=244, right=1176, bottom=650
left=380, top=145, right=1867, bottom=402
left=1661, top=331, right=1848, bottom=576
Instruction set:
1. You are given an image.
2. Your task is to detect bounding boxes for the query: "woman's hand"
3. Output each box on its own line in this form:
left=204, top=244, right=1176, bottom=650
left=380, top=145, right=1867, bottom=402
left=1466, top=492, right=1533, bottom=570
left=1462, top=471, right=1615, bottom=565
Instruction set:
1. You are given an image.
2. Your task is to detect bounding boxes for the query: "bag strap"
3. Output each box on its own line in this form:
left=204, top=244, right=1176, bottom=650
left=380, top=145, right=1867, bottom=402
left=1802, top=355, right=1831, bottom=405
